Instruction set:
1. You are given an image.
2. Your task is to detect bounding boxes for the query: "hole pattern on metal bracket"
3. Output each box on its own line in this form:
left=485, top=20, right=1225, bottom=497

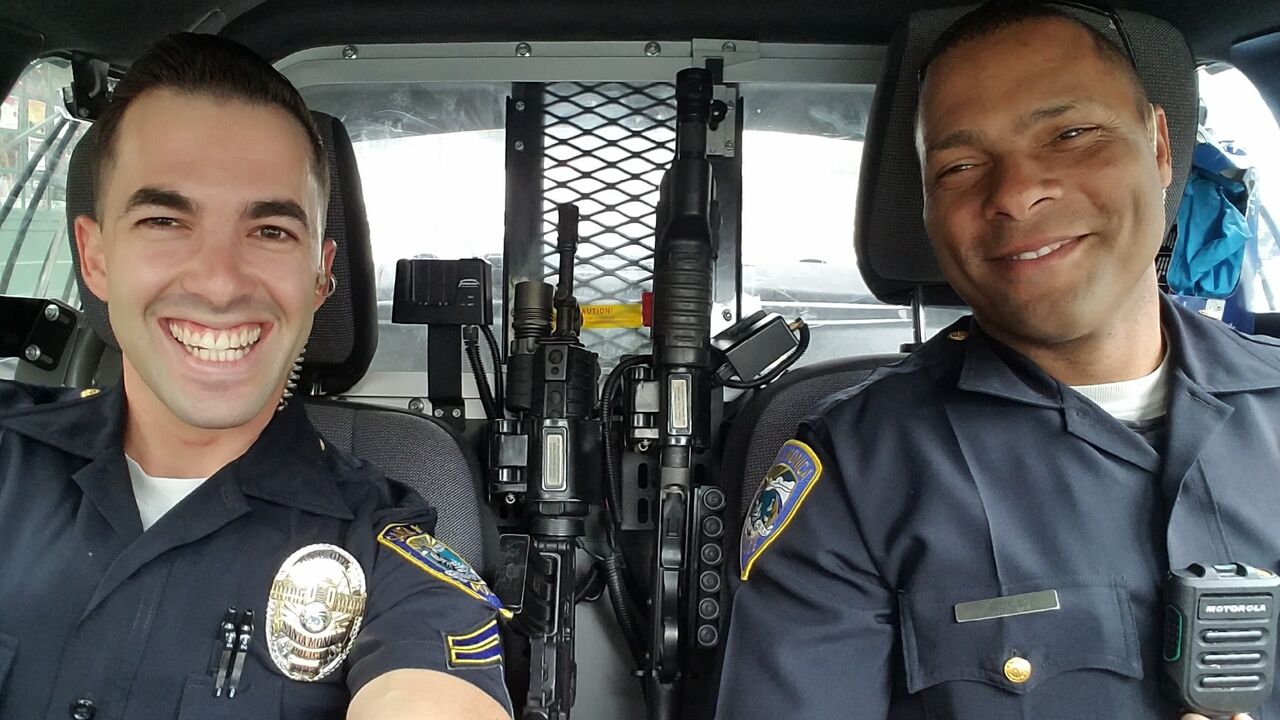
left=542, top=82, right=676, bottom=365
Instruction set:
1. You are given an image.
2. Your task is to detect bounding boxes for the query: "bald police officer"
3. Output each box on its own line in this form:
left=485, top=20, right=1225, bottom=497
left=717, top=4, right=1274, bottom=719
left=0, top=34, right=510, bottom=719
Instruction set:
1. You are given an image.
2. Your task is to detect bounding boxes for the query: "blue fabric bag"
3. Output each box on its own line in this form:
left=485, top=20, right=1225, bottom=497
left=1168, top=143, right=1252, bottom=298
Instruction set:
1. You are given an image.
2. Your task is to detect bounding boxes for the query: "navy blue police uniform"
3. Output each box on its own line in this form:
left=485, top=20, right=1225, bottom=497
left=717, top=295, right=1280, bottom=719
left=0, top=381, right=511, bottom=719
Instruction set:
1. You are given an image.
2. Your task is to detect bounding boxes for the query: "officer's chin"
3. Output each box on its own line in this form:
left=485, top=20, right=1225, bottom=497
left=162, top=381, right=281, bottom=431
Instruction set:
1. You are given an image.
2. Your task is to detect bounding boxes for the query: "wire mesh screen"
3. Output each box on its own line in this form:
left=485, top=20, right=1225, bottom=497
left=542, top=82, right=676, bottom=365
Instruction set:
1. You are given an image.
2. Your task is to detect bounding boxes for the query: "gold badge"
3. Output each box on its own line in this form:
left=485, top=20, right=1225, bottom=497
left=266, top=544, right=368, bottom=682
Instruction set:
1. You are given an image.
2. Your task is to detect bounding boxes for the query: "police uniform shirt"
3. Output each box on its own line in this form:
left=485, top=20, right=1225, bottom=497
left=0, top=382, right=511, bottom=720
left=717, top=295, right=1280, bottom=719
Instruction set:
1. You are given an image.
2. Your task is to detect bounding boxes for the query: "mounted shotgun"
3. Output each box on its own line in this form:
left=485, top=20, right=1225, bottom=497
left=644, top=67, right=718, bottom=720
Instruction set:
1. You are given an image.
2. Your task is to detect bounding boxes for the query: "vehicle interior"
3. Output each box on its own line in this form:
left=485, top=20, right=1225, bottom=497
left=2, top=1, right=1280, bottom=718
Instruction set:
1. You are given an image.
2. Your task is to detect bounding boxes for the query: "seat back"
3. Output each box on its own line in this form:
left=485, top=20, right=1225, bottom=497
left=61, top=109, right=496, bottom=574
left=721, top=355, right=901, bottom=588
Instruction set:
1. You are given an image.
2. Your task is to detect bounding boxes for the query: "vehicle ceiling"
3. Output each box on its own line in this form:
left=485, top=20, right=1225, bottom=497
left=5, top=0, right=1280, bottom=68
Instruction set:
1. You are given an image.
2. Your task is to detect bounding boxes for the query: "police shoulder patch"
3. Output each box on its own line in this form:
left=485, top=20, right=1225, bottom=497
left=740, top=439, right=823, bottom=581
left=378, top=523, right=504, bottom=612
left=444, top=618, right=502, bottom=669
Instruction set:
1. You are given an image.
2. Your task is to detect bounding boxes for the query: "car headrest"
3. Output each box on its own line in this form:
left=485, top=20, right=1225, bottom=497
left=64, top=110, right=377, bottom=394
left=855, top=5, right=1198, bottom=306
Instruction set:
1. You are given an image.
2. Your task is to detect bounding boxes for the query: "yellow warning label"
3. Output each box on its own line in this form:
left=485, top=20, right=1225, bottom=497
left=579, top=303, right=644, bottom=329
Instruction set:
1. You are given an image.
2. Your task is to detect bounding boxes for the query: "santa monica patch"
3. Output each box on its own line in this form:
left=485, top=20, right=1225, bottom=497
left=740, top=440, right=823, bottom=581
left=378, top=523, right=504, bottom=612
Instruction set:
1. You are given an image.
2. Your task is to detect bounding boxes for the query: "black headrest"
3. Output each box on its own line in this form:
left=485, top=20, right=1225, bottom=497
left=855, top=5, right=1198, bottom=305
left=65, top=110, right=377, bottom=394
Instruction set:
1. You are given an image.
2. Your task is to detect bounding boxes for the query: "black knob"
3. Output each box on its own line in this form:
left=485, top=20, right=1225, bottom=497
left=699, top=598, right=721, bottom=620
left=70, top=699, right=96, bottom=720
left=701, top=543, right=723, bottom=566
left=701, top=515, right=724, bottom=538
left=702, top=487, right=725, bottom=511
left=699, top=570, right=722, bottom=593
left=697, top=624, right=719, bottom=647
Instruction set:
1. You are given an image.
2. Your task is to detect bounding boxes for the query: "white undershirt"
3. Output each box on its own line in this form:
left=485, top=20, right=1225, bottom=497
left=1070, top=351, right=1171, bottom=422
left=125, top=454, right=208, bottom=531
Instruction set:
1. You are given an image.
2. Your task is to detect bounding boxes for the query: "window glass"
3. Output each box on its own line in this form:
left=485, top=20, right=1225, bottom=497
left=1196, top=65, right=1280, bottom=312
left=0, top=58, right=86, bottom=305
left=0, top=58, right=87, bottom=382
left=740, top=84, right=917, bottom=364
left=302, top=83, right=508, bottom=392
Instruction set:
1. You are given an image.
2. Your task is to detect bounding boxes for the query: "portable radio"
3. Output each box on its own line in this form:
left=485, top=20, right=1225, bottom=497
left=1163, top=563, right=1280, bottom=719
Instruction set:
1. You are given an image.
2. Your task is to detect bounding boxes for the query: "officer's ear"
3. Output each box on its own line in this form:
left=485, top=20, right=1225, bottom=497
left=313, top=238, right=337, bottom=310
left=75, top=215, right=109, bottom=303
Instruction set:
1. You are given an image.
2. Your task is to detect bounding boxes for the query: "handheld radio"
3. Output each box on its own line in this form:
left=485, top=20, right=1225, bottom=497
left=1163, top=562, right=1280, bottom=719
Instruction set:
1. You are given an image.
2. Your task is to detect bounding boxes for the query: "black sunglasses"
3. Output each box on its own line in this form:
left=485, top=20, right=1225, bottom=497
left=918, top=0, right=1140, bottom=83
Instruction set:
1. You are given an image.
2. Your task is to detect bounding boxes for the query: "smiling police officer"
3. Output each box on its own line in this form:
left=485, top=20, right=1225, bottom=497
left=0, top=34, right=510, bottom=720
left=717, top=3, right=1277, bottom=720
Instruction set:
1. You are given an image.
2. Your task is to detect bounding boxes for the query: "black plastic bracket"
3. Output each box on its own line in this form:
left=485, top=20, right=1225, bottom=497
left=0, top=297, right=76, bottom=371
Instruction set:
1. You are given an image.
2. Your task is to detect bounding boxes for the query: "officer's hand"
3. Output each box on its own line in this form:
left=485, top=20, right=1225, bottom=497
left=1181, top=714, right=1253, bottom=720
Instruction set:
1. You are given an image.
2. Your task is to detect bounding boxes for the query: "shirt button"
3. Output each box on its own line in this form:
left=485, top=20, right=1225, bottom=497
left=69, top=698, right=96, bottom=720
left=948, top=330, right=969, bottom=341
left=1003, top=656, right=1033, bottom=684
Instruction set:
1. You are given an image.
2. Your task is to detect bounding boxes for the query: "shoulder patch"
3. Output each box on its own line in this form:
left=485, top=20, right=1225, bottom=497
left=445, top=618, right=502, bottom=669
left=378, top=523, right=505, bottom=613
left=740, top=439, right=823, bottom=581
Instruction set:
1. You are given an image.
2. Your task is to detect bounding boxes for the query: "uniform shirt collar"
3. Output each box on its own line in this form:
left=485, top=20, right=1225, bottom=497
left=954, top=317, right=1063, bottom=408
left=0, top=384, right=353, bottom=520
left=952, top=293, right=1280, bottom=405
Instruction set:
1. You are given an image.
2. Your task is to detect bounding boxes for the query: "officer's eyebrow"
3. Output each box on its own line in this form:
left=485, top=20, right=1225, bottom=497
left=925, top=100, right=1102, bottom=157
left=121, top=187, right=197, bottom=218
left=1016, top=101, right=1085, bottom=132
left=244, top=199, right=310, bottom=230
left=925, top=129, right=985, bottom=156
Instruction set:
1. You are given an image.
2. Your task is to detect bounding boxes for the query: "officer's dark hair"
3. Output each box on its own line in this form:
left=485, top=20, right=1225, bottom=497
left=919, top=1, right=1150, bottom=116
left=91, top=32, right=329, bottom=218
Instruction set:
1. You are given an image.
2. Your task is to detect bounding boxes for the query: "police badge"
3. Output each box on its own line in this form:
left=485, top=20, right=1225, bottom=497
left=266, top=544, right=368, bottom=682
left=740, top=439, right=823, bottom=581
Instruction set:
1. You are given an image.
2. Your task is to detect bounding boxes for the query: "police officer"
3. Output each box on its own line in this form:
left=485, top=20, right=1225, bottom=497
left=0, top=34, right=511, bottom=719
left=717, top=4, right=1273, bottom=720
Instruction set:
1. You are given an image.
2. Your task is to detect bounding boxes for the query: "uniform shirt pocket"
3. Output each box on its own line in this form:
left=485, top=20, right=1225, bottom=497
left=177, top=649, right=284, bottom=720
left=899, top=577, right=1143, bottom=716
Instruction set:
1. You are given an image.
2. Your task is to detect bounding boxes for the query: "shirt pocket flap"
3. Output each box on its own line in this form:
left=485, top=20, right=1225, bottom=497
left=899, top=577, right=1143, bottom=695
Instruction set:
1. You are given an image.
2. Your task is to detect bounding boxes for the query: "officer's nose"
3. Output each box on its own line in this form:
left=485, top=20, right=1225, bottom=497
left=982, top=154, right=1062, bottom=221
left=180, top=229, right=257, bottom=307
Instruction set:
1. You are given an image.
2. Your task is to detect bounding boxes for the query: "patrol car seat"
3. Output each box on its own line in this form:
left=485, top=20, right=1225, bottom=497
left=722, top=5, right=1198, bottom=593
left=60, top=111, right=500, bottom=576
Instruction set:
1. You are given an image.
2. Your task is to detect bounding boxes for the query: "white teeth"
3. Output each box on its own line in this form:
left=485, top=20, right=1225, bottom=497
left=1009, top=239, right=1070, bottom=261
left=169, top=322, right=263, bottom=360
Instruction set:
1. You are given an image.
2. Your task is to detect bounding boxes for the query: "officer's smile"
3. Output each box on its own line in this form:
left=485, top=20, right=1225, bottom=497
left=999, top=234, right=1083, bottom=262
left=988, top=232, right=1089, bottom=275
left=161, top=318, right=272, bottom=367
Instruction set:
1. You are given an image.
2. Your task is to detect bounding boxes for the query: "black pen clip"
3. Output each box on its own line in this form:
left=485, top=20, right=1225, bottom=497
left=227, top=609, right=254, bottom=698
left=213, top=607, right=237, bottom=697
